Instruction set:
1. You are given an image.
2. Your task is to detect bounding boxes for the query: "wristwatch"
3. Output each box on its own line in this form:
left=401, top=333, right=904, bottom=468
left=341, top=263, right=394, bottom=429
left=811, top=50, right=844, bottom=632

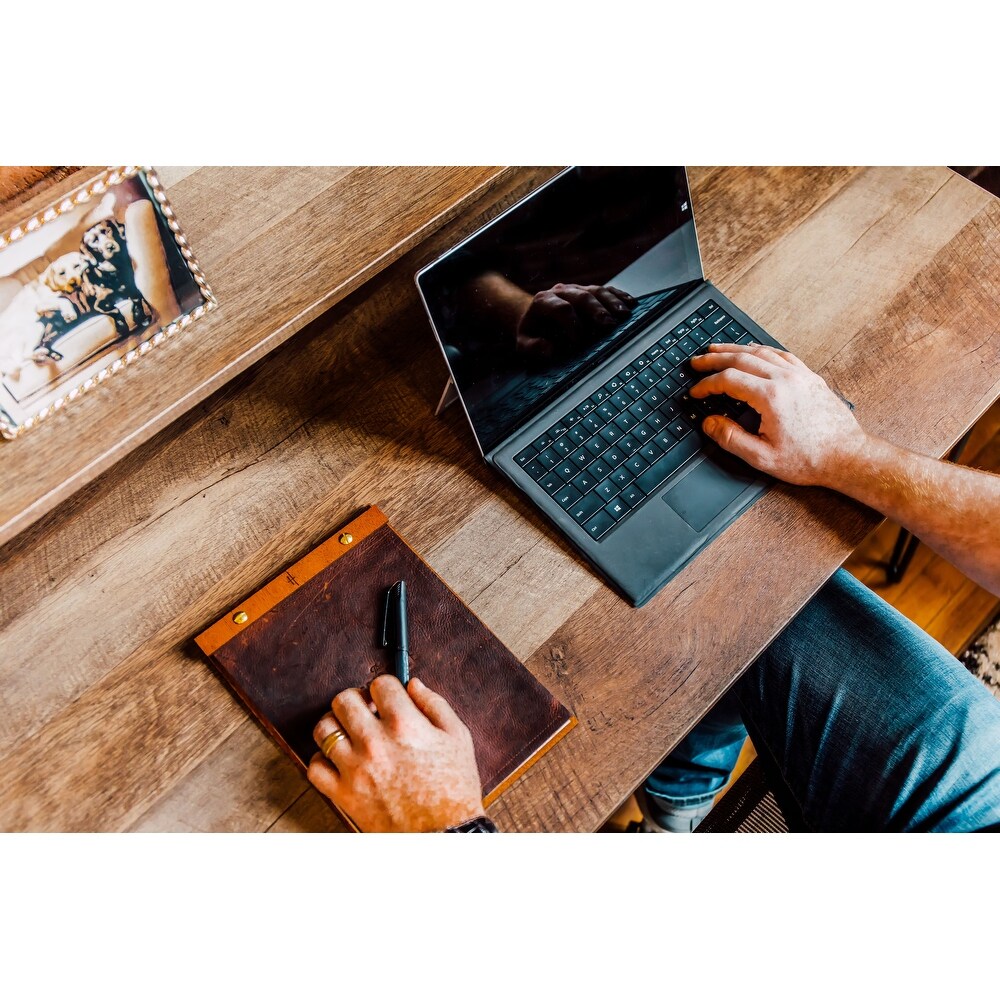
left=445, top=815, right=498, bottom=832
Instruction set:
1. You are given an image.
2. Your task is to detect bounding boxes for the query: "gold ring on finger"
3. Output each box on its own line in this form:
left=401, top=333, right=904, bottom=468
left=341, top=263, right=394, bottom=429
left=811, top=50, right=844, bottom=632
left=321, top=729, right=349, bottom=759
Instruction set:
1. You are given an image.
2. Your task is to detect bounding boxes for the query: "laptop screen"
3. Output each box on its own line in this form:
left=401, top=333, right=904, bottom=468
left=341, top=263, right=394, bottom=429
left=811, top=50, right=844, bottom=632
left=417, top=166, right=703, bottom=454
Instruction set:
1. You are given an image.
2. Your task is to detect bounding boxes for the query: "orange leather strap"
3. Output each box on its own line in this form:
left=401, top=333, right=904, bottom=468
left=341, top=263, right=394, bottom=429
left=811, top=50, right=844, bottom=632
left=195, top=506, right=387, bottom=656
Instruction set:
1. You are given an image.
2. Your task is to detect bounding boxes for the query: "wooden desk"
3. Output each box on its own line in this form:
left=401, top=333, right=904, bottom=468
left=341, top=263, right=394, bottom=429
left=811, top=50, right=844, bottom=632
left=1, top=167, right=998, bottom=832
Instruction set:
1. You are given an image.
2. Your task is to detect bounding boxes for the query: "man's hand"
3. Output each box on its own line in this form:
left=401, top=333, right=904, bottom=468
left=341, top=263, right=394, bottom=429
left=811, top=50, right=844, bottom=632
left=307, top=674, right=485, bottom=833
left=689, top=343, right=867, bottom=487
left=517, top=283, right=636, bottom=360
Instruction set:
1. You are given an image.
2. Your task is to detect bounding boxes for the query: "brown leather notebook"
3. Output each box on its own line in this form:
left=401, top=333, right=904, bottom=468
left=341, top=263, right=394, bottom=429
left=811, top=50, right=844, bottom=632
left=195, top=506, right=575, bottom=822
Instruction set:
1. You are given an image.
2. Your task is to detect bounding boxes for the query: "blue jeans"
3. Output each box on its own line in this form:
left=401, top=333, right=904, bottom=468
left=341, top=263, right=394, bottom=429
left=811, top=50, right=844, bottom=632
left=643, top=570, right=1000, bottom=831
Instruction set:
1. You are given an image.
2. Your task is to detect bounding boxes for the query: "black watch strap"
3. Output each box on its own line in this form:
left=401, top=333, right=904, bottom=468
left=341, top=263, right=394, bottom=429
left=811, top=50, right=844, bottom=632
left=445, top=815, right=498, bottom=833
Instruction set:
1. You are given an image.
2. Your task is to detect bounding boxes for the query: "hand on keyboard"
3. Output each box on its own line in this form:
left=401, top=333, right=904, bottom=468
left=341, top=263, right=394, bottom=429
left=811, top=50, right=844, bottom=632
left=514, top=299, right=753, bottom=541
left=689, top=343, right=866, bottom=487
left=517, top=283, right=637, bottom=361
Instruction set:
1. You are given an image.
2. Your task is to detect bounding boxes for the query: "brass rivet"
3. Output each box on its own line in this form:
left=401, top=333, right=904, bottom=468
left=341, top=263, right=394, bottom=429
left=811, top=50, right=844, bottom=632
left=339, top=533, right=353, bottom=545
left=233, top=611, right=249, bottom=625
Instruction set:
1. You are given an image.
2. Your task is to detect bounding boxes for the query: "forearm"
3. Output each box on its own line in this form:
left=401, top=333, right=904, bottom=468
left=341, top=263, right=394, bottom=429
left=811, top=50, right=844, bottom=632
left=827, top=435, right=1000, bottom=596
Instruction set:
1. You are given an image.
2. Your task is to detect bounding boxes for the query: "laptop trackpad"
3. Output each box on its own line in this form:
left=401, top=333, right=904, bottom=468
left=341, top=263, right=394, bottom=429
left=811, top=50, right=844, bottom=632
left=663, top=457, right=755, bottom=531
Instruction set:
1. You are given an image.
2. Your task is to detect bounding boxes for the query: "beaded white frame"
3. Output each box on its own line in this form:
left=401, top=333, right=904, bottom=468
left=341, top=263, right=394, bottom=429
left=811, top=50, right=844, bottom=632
left=0, top=165, right=217, bottom=440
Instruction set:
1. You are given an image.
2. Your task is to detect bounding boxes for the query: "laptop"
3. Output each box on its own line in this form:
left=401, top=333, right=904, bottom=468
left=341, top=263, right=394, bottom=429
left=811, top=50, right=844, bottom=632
left=416, top=166, right=786, bottom=607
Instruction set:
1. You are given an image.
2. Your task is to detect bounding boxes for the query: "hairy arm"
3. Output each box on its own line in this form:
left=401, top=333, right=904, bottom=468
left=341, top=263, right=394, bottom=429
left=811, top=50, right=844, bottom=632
left=690, top=343, right=1000, bottom=597
left=826, top=436, right=1000, bottom=596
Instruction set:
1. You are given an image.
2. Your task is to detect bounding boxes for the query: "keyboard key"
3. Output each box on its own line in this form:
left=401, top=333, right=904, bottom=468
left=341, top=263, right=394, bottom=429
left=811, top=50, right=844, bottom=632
left=654, top=430, right=675, bottom=451
left=532, top=433, right=553, bottom=452
left=635, top=435, right=701, bottom=495
left=610, top=391, right=632, bottom=411
left=633, top=422, right=653, bottom=442
left=582, top=414, right=603, bottom=434
left=634, top=355, right=650, bottom=370
left=548, top=422, right=567, bottom=439
left=725, top=322, right=746, bottom=339
left=673, top=367, right=691, bottom=385
left=570, top=448, right=592, bottom=469
left=637, top=368, right=659, bottom=388
left=628, top=399, right=650, bottom=419
left=571, top=470, right=597, bottom=493
left=673, top=323, right=691, bottom=337
left=600, top=423, right=623, bottom=444
left=624, top=452, right=648, bottom=473
left=678, top=335, right=698, bottom=356
left=555, top=484, right=582, bottom=509
left=610, top=466, right=635, bottom=487
left=537, top=447, right=560, bottom=468
left=668, top=419, right=690, bottom=439
left=620, top=365, right=638, bottom=381
left=604, top=376, right=625, bottom=393
left=515, top=447, right=535, bottom=466
left=570, top=491, right=606, bottom=524
left=567, top=425, right=589, bottom=446
left=659, top=373, right=680, bottom=395
left=702, top=310, right=730, bottom=335
left=539, top=471, right=563, bottom=494
left=577, top=399, right=596, bottom=416
left=623, top=379, right=645, bottom=399
left=584, top=510, right=615, bottom=539
left=590, top=388, right=609, bottom=406
left=698, top=301, right=718, bottom=317
left=737, top=333, right=760, bottom=346
left=652, top=358, right=671, bottom=376
left=602, top=446, right=626, bottom=467
left=661, top=401, right=681, bottom=420
left=678, top=393, right=700, bottom=424
left=619, top=484, right=644, bottom=508
left=563, top=410, right=582, bottom=428
left=646, top=344, right=665, bottom=360
left=686, top=313, right=703, bottom=327
left=587, top=459, right=611, bottom=479
left=555, top=461, right=577, bottom=480
left=614, top=411, right=637, bottom=432
left=584, top=436, right=606, bottom=457
left=552, top=438, right=572, bottom=457
left=596, top=480, right=620, bottom=501
left=604, top=497, right=628, bottom=521
left=689, top=324, right=711, bottom=346
left=640, top=441, right=664, bottom=463
left=666, top=346, right=686, bottom=366
left=658, top=332, right=679, bottom=350
left=597, top=401, right=619, bottom=421
left=646, top=411, right=666, bottom=431
left=644, top=387, right=666, bottom=407
left=525, top=458, right=545, bottom=478
left=619, top=434, right=641, bottom=455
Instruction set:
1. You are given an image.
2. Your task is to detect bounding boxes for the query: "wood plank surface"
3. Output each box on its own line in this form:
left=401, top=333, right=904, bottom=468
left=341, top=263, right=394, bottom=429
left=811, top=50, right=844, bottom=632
left=0, top=165, right=558, bottom=548
left=0, top=167, right=998, bottom=832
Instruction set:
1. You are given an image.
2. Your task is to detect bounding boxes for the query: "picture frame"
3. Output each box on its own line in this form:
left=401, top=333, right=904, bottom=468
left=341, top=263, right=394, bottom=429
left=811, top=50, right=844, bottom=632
left=0, top=166, right=217, bottom=440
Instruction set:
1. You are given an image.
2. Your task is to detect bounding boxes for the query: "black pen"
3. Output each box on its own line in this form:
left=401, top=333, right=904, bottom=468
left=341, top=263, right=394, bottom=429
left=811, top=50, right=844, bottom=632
left=382, top=580, right=409, bottom=684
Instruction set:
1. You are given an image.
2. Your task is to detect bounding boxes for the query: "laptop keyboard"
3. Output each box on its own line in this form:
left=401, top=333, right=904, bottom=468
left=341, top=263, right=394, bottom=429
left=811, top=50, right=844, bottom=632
left=512, top=300, right=761, bottom=540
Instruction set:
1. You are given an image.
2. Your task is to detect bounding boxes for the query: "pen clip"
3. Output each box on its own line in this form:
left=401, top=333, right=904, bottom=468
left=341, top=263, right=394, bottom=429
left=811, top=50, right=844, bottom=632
left=380, top=581, right=401, bottom=648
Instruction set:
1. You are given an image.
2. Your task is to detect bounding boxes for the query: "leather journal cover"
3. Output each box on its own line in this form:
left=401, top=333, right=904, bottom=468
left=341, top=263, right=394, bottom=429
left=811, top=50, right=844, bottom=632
left=195, top=506, right=575, bottom=818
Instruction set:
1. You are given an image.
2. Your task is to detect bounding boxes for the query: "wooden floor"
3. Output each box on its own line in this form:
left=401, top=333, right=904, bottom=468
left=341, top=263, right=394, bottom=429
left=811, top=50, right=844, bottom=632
left=603, top=400, right=1000, bottom=831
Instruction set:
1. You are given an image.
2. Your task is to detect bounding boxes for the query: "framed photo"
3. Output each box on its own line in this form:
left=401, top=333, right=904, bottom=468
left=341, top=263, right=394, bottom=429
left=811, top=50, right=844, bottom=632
left=0, top=166, right=216, bottom=439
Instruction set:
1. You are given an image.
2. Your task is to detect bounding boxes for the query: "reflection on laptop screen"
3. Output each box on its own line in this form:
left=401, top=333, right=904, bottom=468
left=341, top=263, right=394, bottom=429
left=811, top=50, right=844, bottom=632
left=419, top=166, right=703, bottom=453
